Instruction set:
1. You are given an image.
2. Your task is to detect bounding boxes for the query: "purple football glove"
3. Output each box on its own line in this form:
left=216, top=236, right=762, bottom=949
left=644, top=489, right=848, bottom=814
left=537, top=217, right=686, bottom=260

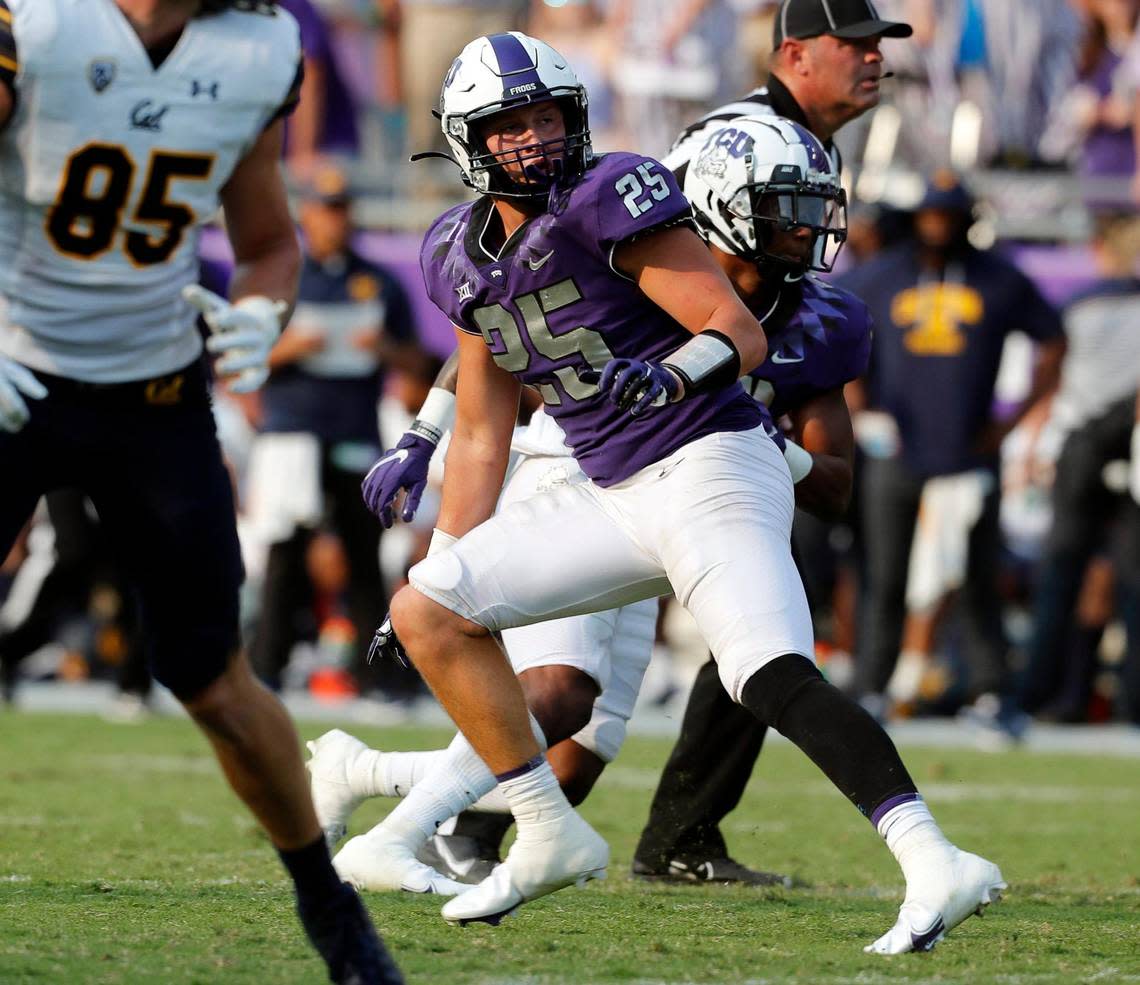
left=361, top=432, right=437, bottom=527
left=594, top=358, right=681, bottom=417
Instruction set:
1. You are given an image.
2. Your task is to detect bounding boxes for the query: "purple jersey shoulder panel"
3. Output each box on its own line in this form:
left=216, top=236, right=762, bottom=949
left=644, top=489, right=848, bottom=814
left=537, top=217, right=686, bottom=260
left=751, top=276, right=872, bottom=419
left=581, top=152, right=691, bottom=255
left=419, top=202, right=478, bottom=333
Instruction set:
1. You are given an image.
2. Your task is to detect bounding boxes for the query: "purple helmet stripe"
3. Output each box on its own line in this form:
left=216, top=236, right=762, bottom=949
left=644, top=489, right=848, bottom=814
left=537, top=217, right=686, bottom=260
left=487, top=33, right=543, bottom=101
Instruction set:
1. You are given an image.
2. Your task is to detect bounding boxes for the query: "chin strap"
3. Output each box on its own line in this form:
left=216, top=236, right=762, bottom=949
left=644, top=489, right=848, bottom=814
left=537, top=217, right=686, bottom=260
left=409, top=150, right=462, bottom=168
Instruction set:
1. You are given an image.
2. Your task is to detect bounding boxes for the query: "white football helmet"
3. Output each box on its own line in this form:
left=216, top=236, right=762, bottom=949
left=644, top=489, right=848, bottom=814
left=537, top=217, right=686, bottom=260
left=438, top=32, right=592, bottom=198
left=684, top=115, right=847, bottom=273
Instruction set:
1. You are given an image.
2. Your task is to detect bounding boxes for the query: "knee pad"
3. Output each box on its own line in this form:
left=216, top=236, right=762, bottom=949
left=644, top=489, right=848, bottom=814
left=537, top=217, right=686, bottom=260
left=740, top=653, right=825, bottom=730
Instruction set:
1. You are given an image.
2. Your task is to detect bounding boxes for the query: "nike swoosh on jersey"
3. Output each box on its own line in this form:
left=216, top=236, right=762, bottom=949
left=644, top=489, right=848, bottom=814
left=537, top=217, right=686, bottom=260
left=770, top=351, right=804, bottom=364
left=528, top=250, right=555, bottom=271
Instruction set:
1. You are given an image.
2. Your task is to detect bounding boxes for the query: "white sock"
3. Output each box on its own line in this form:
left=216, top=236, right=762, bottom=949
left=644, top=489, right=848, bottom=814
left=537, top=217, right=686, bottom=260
left=470, top=788, right=510, bottom=813
left=374, top=715, right=547, bottom=844
left=497, top=759, right=571, bottom=842
left=353, top=748, right=447, bottom=799
left=376, top=733, right=497, bottom=842
left=876, top=796, right=953, bottom=886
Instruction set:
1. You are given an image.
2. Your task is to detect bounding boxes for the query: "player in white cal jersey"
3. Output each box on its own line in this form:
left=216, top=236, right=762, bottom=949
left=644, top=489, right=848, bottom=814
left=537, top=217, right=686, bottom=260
left=0, top=2, right=399, bottom=981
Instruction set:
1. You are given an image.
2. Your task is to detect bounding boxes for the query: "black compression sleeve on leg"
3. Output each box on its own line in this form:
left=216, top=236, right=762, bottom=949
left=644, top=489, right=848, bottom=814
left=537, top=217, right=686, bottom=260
left=740, top=654, right=917, bottom=821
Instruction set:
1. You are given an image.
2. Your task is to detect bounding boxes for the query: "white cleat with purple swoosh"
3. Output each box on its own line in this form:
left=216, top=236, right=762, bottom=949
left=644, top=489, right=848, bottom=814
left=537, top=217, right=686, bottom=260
left=866, top=848, right=1006, bottom=954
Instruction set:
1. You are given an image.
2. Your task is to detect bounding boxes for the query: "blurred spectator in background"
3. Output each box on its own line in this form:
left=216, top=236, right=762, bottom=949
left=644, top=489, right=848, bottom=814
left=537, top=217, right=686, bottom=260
left=279, top=0, right=362, bottom=175
left=735, top=0, right=782, bottom=85
left=245, top=165, right=429, bottom=701
left=1056, top=0, right=1139, bottom=206
left=1016, top=212, right=1140, bottom=723
left=854, top=0, right=1079, bottom=177
left=1119, top=5, right=1140, bottom=200
left=524, top=1, right=617, bottom=148
left=839, top=172, right=1066, bottom=729
left=949, top=0, right=1081, bottom=168
left=605, top=0, right=745, bottom=159
left=388, top=0, right=526, bottom=163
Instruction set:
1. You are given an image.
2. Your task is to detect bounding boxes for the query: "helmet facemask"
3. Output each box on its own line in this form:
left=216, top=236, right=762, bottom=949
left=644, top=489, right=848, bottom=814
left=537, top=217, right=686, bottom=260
left=438, top=34, right=593, bottom=201
left=722, top=164, right=848, bottom=275
left=686, top=117, right=848, bottom=278
left=463, top=94, right=591, bottom=199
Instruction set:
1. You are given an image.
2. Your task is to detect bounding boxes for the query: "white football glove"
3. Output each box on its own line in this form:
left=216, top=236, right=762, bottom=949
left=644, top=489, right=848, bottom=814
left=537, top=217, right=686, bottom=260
left=183, top=285, right=288, bottom=394
left=0, top=355, right=48, bottom=433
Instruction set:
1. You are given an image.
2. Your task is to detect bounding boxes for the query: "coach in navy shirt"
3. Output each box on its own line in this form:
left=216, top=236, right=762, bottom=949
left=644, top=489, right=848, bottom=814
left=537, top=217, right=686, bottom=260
left=838, top=173, right=1065, bottom=719
left=251, top=165, right=427, bottom=698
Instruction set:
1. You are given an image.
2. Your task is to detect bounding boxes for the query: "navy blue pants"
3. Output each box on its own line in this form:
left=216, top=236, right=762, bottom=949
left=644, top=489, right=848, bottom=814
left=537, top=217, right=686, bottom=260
left=0, top=360, right=243, bottom=699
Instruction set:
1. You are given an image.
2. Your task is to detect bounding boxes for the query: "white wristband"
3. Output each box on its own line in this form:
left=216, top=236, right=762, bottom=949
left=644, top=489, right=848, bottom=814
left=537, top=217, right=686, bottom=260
left=428, top=528, right=459, bottom=556
left=409, top=387, right=456, bottom=446
left=783, top=439, right=814, bottom=484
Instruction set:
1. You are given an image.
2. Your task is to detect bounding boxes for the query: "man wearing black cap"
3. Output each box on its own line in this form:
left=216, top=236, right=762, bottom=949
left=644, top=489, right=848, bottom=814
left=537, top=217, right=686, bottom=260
left=666, top=0, right=911, bottom=183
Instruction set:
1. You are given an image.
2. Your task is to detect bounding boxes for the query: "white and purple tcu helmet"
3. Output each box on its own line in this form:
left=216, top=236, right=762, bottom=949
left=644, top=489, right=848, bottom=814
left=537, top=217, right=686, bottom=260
left=684, top=116, right=847, bottom=273
left=438, top=32, right=592, bottom=198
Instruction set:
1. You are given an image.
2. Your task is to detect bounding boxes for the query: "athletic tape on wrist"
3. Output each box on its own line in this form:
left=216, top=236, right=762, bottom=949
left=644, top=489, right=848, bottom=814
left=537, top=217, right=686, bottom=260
left=662, top=330, right=741, bottom=397
left=428, top=528, right=458, bottom=556
left=783, top=439, right=814, bottom=483
left=410, top=387, right=456, bottom=446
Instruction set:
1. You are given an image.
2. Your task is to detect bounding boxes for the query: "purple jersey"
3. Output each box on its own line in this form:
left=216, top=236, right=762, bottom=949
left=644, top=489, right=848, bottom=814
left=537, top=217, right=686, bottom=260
left=747, top=275, right=872, bottom=418
left=421, top=153, right=766, bottom=486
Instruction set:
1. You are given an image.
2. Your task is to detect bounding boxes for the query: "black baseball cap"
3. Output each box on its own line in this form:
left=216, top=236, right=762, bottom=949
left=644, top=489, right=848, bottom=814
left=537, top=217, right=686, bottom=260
left=774, top=0, right=913, bottom=46
left=917, top=170, right=974, bottom=212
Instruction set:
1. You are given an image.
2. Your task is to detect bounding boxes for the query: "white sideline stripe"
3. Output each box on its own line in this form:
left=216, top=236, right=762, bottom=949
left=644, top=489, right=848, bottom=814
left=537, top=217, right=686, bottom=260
left=602, top=766, right=1140, bottom=804
left=8, top=682, right=1140, bottom=758
left=82, top=754, right=218, bottom=774
left=478, top=977, right=1140, bottom=985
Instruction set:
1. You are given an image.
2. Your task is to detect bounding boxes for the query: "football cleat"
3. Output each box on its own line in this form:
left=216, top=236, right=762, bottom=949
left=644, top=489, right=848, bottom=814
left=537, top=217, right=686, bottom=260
left=306, top=729, right=372, bottom=849
left=334, top=832, right=472, bottom=897
left=440, top=809, right=608, bottom=926
left=416, top=832, right=501, bottom=886
left=865, top=848, right=1006, bottom=954
left=631, top=855, right=792, bottom=888
left=296, top=881, right=404, bottom=984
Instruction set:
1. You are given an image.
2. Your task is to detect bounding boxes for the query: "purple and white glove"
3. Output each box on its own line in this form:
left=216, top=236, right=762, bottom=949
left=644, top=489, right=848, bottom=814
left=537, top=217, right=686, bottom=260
left=594, top=358, right=681, bottom=417
left=361, top=431, right=437, bottom=527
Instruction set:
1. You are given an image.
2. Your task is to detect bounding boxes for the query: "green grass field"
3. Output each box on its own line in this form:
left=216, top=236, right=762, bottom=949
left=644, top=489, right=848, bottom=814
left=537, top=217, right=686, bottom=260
left=1, top=712, right=1137, bottom=984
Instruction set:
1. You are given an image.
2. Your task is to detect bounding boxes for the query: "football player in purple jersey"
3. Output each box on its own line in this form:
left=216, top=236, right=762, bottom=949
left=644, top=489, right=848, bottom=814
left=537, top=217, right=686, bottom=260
left=336, top=32, right=1003, bottom=951
left=313, top=117, right=870, bottom=894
